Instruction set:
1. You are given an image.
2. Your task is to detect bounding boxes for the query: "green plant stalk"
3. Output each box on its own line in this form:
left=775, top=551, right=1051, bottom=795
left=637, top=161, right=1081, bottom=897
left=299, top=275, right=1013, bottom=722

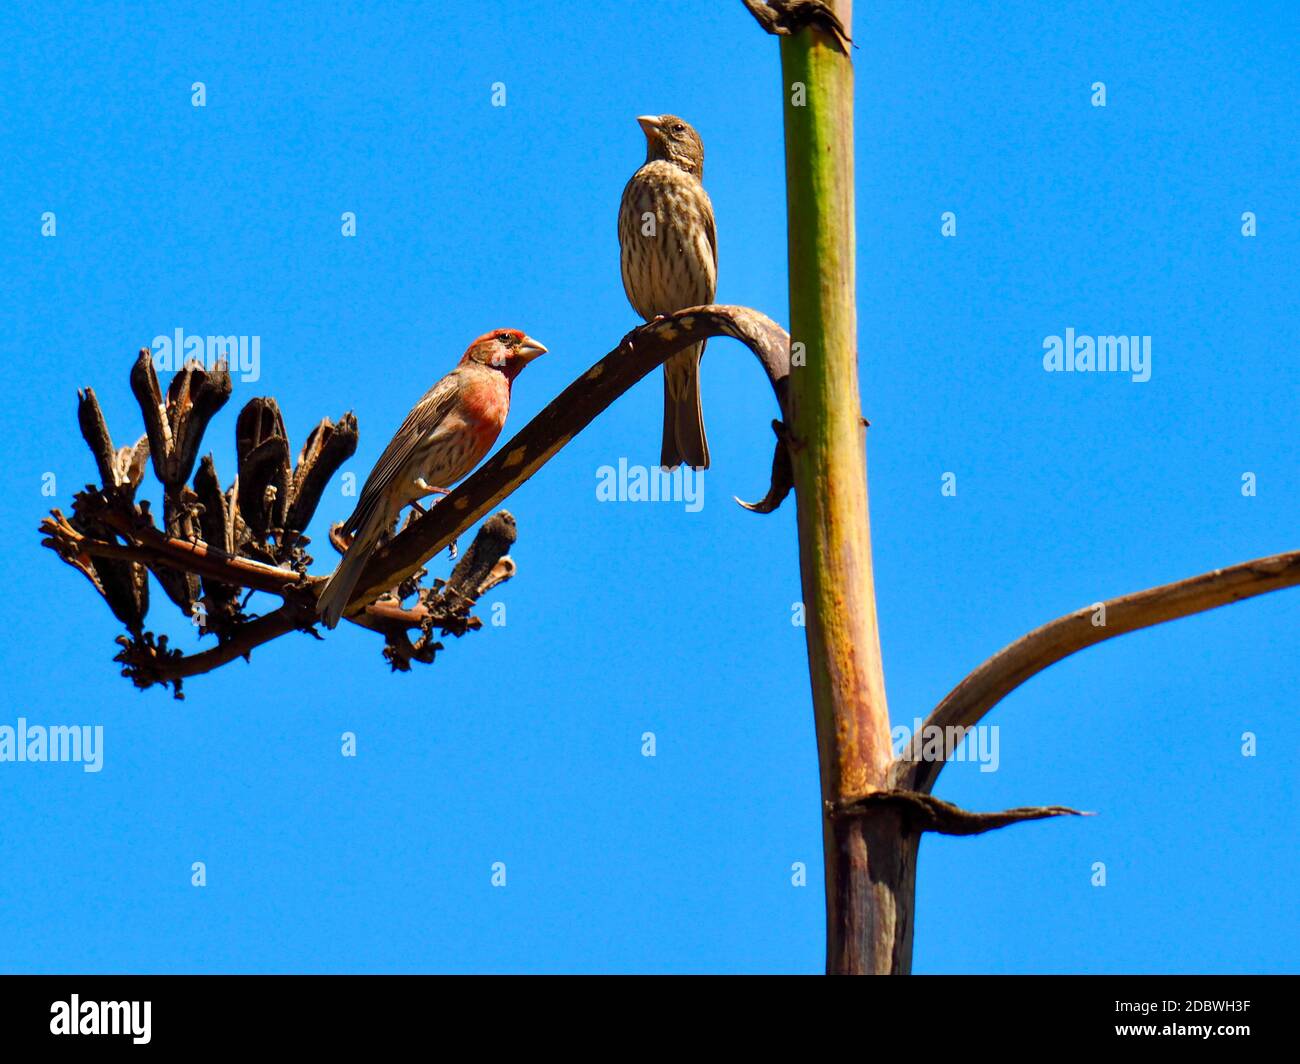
left=780, top=6, right=914, bottom=974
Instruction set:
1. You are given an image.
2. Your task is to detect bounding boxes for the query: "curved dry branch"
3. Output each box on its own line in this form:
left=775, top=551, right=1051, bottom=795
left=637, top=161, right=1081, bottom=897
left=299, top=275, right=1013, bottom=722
left=336, top=305, right=792, bottom=620
left=892, top=550, right=1300, bottom=794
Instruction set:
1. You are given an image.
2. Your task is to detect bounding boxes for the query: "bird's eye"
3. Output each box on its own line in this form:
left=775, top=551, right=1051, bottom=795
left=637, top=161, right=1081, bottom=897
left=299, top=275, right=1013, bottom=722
left=672, top=123, right=686, bottom=133
left=495, top=332, right=512, bottom=344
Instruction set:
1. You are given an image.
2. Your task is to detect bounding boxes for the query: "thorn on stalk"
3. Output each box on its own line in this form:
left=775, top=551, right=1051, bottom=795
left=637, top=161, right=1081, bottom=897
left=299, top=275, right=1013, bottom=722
left=830, top=790, right=1092, bottom=837
left=736, top=419, right=795, bottom=514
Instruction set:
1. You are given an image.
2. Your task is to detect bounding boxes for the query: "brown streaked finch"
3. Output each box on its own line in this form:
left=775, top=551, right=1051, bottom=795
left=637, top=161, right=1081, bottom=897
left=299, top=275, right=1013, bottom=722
left=618, top=113, right=718, bottom=470
left=317, top=329, right=547, bottom=628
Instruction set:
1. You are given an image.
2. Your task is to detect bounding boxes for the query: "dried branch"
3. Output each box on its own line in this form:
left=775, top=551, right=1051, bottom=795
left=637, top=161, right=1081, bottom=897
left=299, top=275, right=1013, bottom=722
left=892, top=550, right=1300, bottom=795
left=44, top=499, right=519, bottom=690
left=88, top=501, right=301, bottom=595
left=43, top=306, right=789, bottom=692
left=339, top=305, right=792, bottom=618
left=114, top=601, right=313, bottom=698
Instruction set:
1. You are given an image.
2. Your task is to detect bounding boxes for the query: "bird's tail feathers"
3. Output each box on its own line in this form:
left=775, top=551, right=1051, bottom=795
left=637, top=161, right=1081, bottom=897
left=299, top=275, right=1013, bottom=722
left=660, top=342, right=710, bottom=470
left=317, top=509, right=389, bottom=629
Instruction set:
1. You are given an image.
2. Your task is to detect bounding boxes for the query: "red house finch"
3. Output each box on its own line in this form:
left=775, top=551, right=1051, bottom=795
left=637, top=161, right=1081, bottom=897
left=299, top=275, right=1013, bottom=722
left=317, top=329, right=547, bottom=628
left=618, top=114, right=717, bottom=469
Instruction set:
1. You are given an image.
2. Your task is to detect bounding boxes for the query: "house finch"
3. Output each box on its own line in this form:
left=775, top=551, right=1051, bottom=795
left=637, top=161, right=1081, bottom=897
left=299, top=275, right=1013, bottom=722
left=618, top=114, right=717, bottom=469
left=317, top=329, right=547, bottom=628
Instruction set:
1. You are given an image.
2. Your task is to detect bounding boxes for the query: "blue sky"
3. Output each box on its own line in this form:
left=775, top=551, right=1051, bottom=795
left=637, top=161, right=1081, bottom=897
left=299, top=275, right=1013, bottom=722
left=1, top=1, right=1295, bottom=973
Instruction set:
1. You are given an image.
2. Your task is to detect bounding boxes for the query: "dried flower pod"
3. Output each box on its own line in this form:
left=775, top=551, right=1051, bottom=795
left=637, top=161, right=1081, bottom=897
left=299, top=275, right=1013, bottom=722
left=235, top=398, right=292, bottom=541
left=130, top=349, right=232, bottom=490
left=286, top=413, right=359, bottom=534
left=193, top=455, right=244, bottom=636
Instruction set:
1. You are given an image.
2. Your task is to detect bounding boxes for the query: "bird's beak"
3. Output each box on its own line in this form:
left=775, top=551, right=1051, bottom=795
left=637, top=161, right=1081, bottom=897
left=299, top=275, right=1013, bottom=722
left=517, top=336, right=548, bottom=362
left=637, top=114, right=663, bottom=141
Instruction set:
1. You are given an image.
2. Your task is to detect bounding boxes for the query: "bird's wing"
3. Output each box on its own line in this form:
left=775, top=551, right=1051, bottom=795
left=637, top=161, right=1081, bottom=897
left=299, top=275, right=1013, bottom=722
left=678, top=178, right=718, bottom=305
left=343, top=371, right=463, bottom=534
left=617, top=174, right=636, bottom=246
left=617, top=174, right=643, bottom=310
left=702, top=187, right=718, bottom=276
